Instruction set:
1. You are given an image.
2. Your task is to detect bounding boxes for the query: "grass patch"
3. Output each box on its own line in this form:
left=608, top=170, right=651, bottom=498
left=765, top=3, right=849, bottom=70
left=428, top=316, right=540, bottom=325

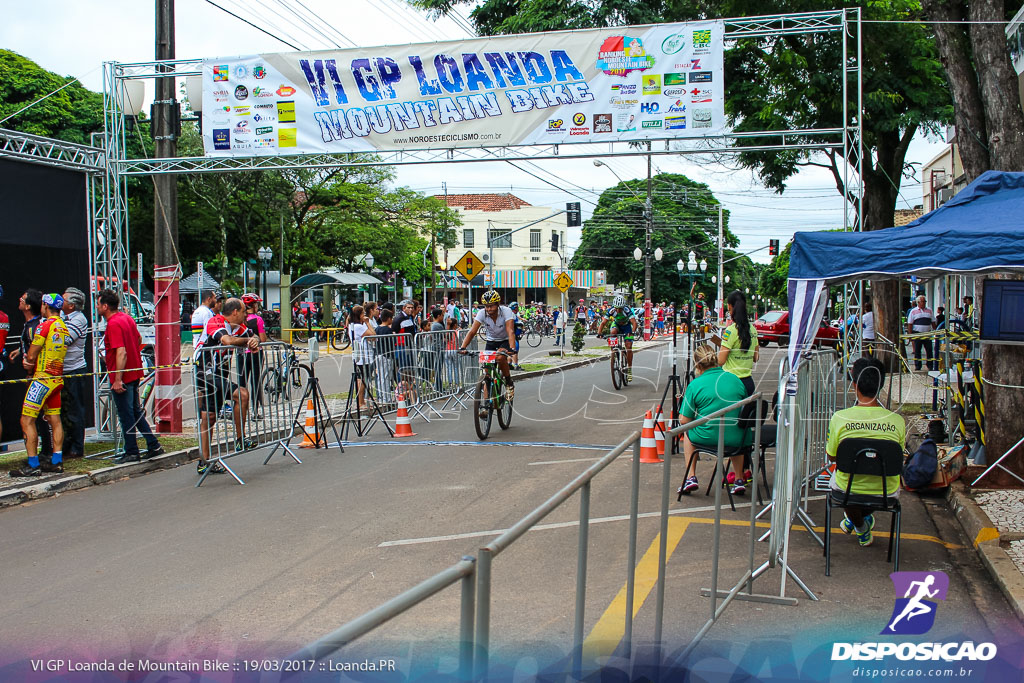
left=520, top=363, right=550, bottom=372
left=897, top=403, right=933, bottom=417
left=324, top=392, right=351, bottom=400
left=1, top=435, right=196, bottom=473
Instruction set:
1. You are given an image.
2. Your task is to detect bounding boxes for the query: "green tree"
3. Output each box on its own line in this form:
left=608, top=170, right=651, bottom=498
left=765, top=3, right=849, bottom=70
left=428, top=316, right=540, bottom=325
left=571, top=173, right=756, bottom=304
left=0, top=50, right=103, bottom=143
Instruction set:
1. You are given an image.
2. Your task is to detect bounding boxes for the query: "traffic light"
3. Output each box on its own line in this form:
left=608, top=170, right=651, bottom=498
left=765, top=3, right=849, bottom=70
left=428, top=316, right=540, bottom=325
left=566, top=202, right=581, bottom=227
left=769, top=239, right=780, bottom=256
left=551, top=233, right=560, bottom=252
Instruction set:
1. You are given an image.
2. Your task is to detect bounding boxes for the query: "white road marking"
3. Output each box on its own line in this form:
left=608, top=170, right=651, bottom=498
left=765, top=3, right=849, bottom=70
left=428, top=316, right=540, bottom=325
left=528, top=457, right=603, bottom=466
left=378, top=496, right=826, bottom=547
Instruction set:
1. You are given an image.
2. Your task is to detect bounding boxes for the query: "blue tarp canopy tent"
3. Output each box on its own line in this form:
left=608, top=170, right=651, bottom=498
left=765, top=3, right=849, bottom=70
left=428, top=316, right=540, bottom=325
left=784, top=171, right=1024, bottom=376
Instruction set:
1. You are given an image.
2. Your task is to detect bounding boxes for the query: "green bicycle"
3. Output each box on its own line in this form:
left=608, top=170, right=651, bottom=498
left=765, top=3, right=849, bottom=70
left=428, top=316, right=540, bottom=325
left=468, top=348, right=514, bottom=440
left=607, top=334, right=632, bottom=390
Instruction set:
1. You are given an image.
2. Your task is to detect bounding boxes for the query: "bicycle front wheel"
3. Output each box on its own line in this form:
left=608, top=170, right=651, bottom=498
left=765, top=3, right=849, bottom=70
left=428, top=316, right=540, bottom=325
left=473, top=377, right=492, bottom=440
left=610, top=348, right=622, bottom=390
left=525, top=330, right=541, bottom=348
left=331, top=328, right=351, bottom=350
left=496, top=379, right=513, bottom=430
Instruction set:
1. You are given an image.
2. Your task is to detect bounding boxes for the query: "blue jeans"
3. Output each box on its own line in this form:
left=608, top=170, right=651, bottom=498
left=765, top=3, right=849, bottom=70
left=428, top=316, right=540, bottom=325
left=111, top=379, right=159, bottom=456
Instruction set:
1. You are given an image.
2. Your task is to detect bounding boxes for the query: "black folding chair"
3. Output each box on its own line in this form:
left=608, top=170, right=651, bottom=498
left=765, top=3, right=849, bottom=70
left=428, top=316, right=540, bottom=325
left=677, top=401, right=757, bottom=512
left=824, top=437, right=904, bottom=576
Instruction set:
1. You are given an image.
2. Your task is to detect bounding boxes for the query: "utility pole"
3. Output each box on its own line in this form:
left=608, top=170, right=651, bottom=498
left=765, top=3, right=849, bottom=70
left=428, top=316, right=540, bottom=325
left=441, top=181, right=448, bottom=306
left=717, top=205, right=724, bottom=322
left=152, top=0, right=181, bottom=432
left=645, top=147, right=653, bottom=303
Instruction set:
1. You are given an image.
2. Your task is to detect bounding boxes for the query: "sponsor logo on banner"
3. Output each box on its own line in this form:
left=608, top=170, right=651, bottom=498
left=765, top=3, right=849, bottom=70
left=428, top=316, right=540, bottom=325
left=218, top=105, right=232, bottom=114
left=256, top=126, right=274, bottom=135
left=593, top=113, right=613, bottom=133
left=610, top=83, right=637, bottom=95
left=690, top=87, right=713, bottom=103
left=689, top=72, right=712, bottom=83
left=661, top=33, right=687, bottom=54
left=640, top=101, right=660, bottom=114
left=276, top=85, right=296, bottom=97
left=253, top=65, right=267, bottom=79
left=213, top=65, right=229, bottom=82
left=278, top=128, right=297, bottom=147
left=642, top=74, right=661, bottom=95
left=234, top=65, right=248, bottom=80
left=690, top=58, right=702, bottom=70
left=597, top=36, right=655, bottom=76
left=641, top=119, right=662, bottom=129
left=616, top=113, right=636, bottom=132
left=569, top=125, right=589, bottom=136
left=667, top=100, right=686, bottom=113
left=831, top=571, right=998, bottom=664
left=256, top=137, right=276, bottom=148
left=254, top=103, right=274, bottom=110
left=277, top=101, right=296, bottom=123
left=233, top=120, right=251, bottom=134
left=664, top=87, right=685, bottom=96
left=572, top=112, right=586, bottom=126
left=234, top=85, right=249, bottom=100
left=213, top=128, right=230, bottom=150
left=692, top=29, right=712, bottom=54
left=233, top=106, right=251, bottom=116
left=664, top=73, right=688, bottom=85
left=252, top=86, right=274, bottom=98
left=665, top=115, right=686, bottom=129
left=547, top=119, right=564, bottom=132
left=609, top=97, right=638, bottom=110
left=252, top=112, right=275, bottom=123
left=692, top=108, right=712, bottom=128
left=212, top=89, right=229, bottom=101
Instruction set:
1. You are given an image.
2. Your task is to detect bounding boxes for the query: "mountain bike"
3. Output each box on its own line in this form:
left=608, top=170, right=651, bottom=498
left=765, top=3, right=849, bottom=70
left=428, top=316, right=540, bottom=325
left=260, top=346, right=308, bottom=404
left=524, top=319, right=543, bottom=348
left=467, top=348, right=513, bottom=440
left=608, top=335, right=631, bottom=390
left=330, top=327, right=351, bottom=351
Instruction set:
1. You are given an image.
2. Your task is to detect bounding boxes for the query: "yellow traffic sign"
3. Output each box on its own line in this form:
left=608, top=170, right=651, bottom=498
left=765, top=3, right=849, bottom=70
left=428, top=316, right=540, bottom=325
left=554, top=272, right=574, bottom=293
left=454, top=250, right=484, bottom=282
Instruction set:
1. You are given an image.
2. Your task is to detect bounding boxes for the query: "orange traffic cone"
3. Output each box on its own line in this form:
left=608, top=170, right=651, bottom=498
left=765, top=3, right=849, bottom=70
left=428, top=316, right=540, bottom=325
left=654, top=404, right=666, bottom=457
left=299, top=399, right=317, bottom=448
left=393, top=394, right=416, bottom=437
left=639, top=410, right=662, bottom=463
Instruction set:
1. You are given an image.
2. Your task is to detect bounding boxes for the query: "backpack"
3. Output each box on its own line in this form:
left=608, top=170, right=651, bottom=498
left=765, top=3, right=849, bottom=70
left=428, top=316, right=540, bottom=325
left=902, top=439, right=938, bottom=490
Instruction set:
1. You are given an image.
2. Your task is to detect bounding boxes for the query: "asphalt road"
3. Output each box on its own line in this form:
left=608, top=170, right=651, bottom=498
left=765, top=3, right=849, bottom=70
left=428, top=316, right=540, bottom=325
left=0, top=341, right=1014, bottom=676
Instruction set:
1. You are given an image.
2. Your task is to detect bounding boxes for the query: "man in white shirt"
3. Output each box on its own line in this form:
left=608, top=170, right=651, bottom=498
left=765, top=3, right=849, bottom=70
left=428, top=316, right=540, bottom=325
left=861, top=301, right=875, bottom=354
left=61, top=287, right=89, bottom=459
left=906, top=295, right=935, bottom=371
left=458, top=290, right=517, bottom=399
left=191, top=290, right=218, bottom=350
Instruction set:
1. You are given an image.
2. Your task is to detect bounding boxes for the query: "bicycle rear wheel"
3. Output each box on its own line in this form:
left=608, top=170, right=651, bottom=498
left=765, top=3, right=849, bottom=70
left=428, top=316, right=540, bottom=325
left=610, top=348, right=622, bottom=390
left=525, top=330, right=541, bottom=348
left=496, top=379, right=513, bottom=430
left=331, top=328, right=351, bottom=350
left=293, top=329, right=309, bottom=344
left=473, top=377, right=492, bottom=440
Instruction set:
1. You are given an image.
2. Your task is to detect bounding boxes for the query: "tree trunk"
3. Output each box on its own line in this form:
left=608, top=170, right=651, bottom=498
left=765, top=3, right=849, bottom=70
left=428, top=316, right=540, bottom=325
left=970, top=0, right=1024, bottom=172
left=922, top=0, right=991, bottom=177
left=862, top=157, right=906, bottom=371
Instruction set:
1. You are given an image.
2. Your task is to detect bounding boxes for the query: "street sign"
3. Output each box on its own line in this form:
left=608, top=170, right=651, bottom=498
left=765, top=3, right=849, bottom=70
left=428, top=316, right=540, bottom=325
left=454, top=250, right=483, bottom=283
left=554, top=271, right=574, bottom=293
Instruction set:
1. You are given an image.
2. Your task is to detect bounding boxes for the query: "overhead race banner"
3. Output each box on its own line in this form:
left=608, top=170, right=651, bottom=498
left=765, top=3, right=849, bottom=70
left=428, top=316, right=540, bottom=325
left=201, top=21, right=725, bottom=155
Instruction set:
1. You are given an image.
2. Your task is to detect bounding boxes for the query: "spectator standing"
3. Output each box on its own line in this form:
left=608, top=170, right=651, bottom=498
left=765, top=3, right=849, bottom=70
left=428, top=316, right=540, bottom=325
left=906, top=295, right=936, bottom=371
left=191, top=290, right=217, bottom=350
left=862, top=301, right=876, bottom=353
left=347, top=305, right=377, bottom=411
left=60, top=287, right=89, bottom=459
left=9, top=293, right=69, bottom=477
left=935, top=307, right=946, bottom=331
left=96, top=289, right=164, bottom=464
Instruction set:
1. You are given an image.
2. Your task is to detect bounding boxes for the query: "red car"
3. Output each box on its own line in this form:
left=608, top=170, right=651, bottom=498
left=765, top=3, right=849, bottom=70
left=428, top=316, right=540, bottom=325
left=754, top=310, right=840, bottom=348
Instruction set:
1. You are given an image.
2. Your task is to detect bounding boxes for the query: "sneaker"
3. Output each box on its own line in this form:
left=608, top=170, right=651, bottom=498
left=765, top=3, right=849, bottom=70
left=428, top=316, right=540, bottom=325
left=743, top=469, right=753, bottom=487
left=856, top=514, right=875, bottom=547
left=626, top=368, right=633, bottom=382
left=234, top=438, right=258, bottom=451
left=726, top=472, right=746, bottom=496
left=840, top=516, right=857, bottom=535
left=220, top=403, right=234, bottom=419
left=142, top=446, right=165, bottom=460
left=678, top=476, right=699, bottom=495
left=197, top=461, right=226, bottom=476
left=9, top=464, right=41, bottom=478
left=40, top=461, right=64, bottom=474
left=113, top=454, right=141, bottom=464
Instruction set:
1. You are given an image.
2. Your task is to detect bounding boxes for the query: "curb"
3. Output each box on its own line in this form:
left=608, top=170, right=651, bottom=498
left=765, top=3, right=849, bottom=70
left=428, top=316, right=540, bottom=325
left=948, top=480, right=1024, bottom=623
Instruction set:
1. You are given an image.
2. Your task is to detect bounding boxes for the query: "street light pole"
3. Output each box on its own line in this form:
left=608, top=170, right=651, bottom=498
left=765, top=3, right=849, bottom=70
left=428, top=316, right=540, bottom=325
left=717, top=204, right=724, bottom=322
left=645, top=148, right=653, bottom=304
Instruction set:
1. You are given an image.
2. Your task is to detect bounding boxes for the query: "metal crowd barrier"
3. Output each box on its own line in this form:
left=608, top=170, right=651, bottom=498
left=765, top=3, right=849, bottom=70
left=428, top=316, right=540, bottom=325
left=192, top=341, right=306, bottom=486
left=290, top=393, right=778, bottom=677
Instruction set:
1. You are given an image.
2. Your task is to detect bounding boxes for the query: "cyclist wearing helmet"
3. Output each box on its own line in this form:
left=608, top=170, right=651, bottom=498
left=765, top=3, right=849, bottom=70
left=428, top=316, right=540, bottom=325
left=459, top=290, right=516, bottom=399
left=508, top=301, right=523, bottom=370
left=599, top=294, right=639, bottom=381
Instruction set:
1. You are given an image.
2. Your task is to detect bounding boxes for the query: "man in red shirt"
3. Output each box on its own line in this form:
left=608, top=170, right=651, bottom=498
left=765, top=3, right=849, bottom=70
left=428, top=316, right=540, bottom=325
left=96, top=289, right=164, bottom=464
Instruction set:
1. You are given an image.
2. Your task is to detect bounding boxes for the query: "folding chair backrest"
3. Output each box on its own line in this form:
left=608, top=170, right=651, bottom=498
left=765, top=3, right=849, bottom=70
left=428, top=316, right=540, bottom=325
left=835, top=437, right=904, bottom=503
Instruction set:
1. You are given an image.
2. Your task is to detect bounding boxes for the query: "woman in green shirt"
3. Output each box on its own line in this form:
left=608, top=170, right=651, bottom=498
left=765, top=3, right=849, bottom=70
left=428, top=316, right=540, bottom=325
left=718, top=290, right=759, bottom=397
left=678, top=343, right=751, bottom=495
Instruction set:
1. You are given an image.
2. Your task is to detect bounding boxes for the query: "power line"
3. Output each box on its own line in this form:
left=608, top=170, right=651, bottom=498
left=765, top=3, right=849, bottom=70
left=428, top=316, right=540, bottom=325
left=203, top=0, right=302, bottom=50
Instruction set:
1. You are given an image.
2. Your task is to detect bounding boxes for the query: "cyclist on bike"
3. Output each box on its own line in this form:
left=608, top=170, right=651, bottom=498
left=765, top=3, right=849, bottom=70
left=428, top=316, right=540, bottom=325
left=508, top=301, right=524, bottom=370
left=458, top=290, right=516, bottom=400
left=598, top=295, right=639, bottom=382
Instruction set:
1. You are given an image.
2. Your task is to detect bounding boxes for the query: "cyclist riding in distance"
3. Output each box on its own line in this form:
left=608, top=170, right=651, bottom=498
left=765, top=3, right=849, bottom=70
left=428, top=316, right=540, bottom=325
left=599, top=295, right=639, bottom=381
left=508, top=301, right=524, bottom=371
left=459, top=290, right=516, bottom=400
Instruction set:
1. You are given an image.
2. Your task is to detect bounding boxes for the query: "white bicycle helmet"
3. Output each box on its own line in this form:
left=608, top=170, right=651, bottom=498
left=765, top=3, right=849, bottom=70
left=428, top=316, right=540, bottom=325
left=612, top=294, right=626, bottom=308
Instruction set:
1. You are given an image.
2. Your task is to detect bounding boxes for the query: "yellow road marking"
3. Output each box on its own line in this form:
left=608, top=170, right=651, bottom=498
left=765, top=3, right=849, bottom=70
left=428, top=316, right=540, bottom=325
left=974, top=527, right=1000, bottom=547
left=582, top=514, right=963, bottom=661
left=581, top=518, right=690, bottom=662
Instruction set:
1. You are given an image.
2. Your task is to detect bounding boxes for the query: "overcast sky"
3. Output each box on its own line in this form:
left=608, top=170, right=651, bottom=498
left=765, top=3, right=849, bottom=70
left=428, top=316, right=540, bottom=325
left=1, top=0, right=948, bottom=264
